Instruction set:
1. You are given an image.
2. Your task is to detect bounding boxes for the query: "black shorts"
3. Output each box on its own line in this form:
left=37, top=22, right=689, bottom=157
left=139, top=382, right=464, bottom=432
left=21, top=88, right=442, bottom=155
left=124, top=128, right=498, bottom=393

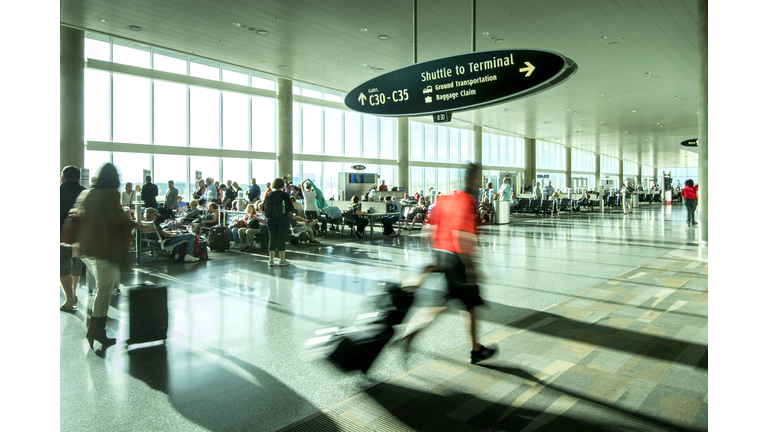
left=434, top=250, right=483, bottom=310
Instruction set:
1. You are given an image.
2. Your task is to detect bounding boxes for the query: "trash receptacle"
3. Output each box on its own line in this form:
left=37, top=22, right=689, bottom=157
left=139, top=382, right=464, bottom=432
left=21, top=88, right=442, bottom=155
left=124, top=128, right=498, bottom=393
left=495, top=200, right=510, bottom=224
left=632, top=193, right=639, bottom=209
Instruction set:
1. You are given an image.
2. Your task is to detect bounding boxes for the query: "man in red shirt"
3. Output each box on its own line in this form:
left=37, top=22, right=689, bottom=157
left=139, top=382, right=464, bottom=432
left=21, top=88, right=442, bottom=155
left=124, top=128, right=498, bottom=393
left=401, top=163, right=496, bottom=364
left=378, top=180, right=388, bottom=191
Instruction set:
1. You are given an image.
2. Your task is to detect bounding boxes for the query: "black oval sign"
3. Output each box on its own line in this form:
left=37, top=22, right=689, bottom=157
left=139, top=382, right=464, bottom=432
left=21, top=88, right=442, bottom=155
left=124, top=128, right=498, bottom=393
left=351, top=165, right=366, bottom=170
left=344, top=49, right=577, bottom=117
left=681, top=138, right=698, bottom=147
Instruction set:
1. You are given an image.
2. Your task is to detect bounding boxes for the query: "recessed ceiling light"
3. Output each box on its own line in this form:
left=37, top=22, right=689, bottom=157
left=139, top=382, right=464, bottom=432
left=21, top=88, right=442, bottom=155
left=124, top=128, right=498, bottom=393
left=360, top=28, right=368, bottom=32
left=99, top=18, right=107, bottom=23
left=494, top=39, right=506, bottom=43
left=232, top=22, right=242, bottom=27
left=482, top=32, right=490, bottom=36
left=375, top=68, right=383, bottom=72
left=256, top=30, right=269, bottom=35
left=632, top=110, right=637, bottom=113
left=377, top=35, right=390, bottom=40
left=361, top=63, right=367, bottom=67
left=277, top=65, right=287, bottom=69
left=128, top=25, right=143, bottom=31
left=599, top=35, right=608, bottom=39
left=606, top=41, right=619, bottom=46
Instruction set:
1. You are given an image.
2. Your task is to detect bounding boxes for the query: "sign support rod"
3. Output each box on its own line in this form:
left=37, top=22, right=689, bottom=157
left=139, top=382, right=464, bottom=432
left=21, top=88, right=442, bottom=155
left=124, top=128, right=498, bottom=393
left=471, top=0, right=476, bottom=52
left=413, top=0, right=418, bottom=63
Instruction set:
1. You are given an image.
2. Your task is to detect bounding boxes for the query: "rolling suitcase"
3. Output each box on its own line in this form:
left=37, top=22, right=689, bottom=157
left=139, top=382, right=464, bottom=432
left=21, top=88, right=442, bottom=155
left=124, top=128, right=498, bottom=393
left=308, top=283, right=415, bottom=373
left=207, top=209, right=230, bottom=252
left=126, top=284, right=168, bottom=346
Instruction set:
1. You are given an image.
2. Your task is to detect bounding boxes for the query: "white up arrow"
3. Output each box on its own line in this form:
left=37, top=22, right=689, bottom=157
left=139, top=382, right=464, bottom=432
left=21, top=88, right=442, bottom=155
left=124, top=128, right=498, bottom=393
left=519, top=62, right=535, bottom=77
left=358, top=93, right=367, bottom=105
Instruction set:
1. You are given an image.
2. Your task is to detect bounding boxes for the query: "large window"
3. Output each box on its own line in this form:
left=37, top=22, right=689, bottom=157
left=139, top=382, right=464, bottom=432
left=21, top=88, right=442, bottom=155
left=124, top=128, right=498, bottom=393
left=190, top=86, right=219, bottom=148
left=344, top=112, right=361, bottom=157
left=600, top=155, right=619, bottom=174
left=410, top=123, right=423, bottom=161
left=222, top=91, right=249, bottom=150
left=154, top=154, right=188, bottom=199
left=84, top=69, right=110, bottom=142
left=112, top=75, right=150, bottom=144
left=324, top=108, right=343, bottom=156
left=154, top=81, right=187, bottom=146
left=572, top=148, right=595, bottom=173
left=537, top=141, right=565, bottom=170
left=112, top=152, right=150, bottom=192
left=302, top=104, right=322, bottom=154
left=252, top=96, right=275, bottom=152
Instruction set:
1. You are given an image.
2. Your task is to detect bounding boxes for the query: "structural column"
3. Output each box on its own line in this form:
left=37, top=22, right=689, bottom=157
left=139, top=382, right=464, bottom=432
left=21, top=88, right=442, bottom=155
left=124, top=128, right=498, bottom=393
left=595, top=155, right=601, bottom=191
left=276, top=77, right=293, bottom=181
left=637, top=163, right=643, bottom=188
left=697, top=0, right=708, bottom=244
left=473, top=125, right=483, bottom=188
left=60, top=26, right=85, bottom=171
left=397, top=117, right=409, bottom=190
left=565, top=146, right=572, bottom=189
left=524, top=137, right=536, bottom=192
left=618, top=160, right=624, bottom=185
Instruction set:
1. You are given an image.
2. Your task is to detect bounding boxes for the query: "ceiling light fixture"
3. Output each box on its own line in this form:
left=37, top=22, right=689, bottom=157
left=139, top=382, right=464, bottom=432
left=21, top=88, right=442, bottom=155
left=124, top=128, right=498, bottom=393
left=375, top=68, right=383, bottom=72
left=277, top=65, right=287, bottom=69
left=494, top=39, right=506, bottom=43
left=128, top=25, right=143, bottom=31
left=377, top=35, right=390, bottom=40
left=99, top=18, right=107, bottom=23
left=256, top=30, right=269, bottom=35
left=359, top=28, right=368, bottom=32
left=606, top=41, right=619, bottom=46
left=361, top=63, right=367, bottom=67
left=599, top=35, right=608, bottom=39
left=232, top=22, right=242, bottom=27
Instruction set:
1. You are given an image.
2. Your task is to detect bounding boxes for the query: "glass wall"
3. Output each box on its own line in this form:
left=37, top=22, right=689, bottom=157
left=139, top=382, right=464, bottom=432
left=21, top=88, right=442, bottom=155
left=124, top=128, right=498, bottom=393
left=537, top=140, right=565, bottom=170
left=659, top=167, right=698, bottom=189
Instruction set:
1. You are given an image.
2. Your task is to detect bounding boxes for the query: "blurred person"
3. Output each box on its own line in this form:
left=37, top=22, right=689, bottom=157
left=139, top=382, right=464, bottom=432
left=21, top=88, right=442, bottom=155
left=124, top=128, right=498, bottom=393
left=190, top=202, right=219, bottom=234
left=264, top=177, right=294, bottom=266
left=75, top=163, right=154, bottom=350
left=381, top=196, right=401, bottom=236
left=134, top=184, right=141, bottom=194
left=60, top=166, right=86, bottom=312
left=142, top=175, right=158, bottom=209
left=226, top=179, right=233, bottom=190
left=263, top=182, right=272, bottom=200
left=379, top=180, right=388, bottom=191
left=90, top=176, right=98, bottom=188
left=400, top=163, right=496, bottom=364
left=221, top=184, right=236, bottom=209
left=237, top=204, right=266, bottom=252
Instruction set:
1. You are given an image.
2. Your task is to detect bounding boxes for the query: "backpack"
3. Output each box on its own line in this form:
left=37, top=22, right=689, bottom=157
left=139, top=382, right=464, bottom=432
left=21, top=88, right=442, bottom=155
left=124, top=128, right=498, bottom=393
left=264, top=191, right=286, bottom=219
left=385, top=202, right=397, bottom=213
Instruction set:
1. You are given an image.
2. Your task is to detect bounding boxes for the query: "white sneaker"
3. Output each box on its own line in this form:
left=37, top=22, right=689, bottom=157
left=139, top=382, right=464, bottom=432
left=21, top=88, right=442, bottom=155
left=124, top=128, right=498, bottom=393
left=267, top=259, right=275, bottom=266
left=279, top=259, right=290, bottom=266
left=184, top=255, right=199, bottom=262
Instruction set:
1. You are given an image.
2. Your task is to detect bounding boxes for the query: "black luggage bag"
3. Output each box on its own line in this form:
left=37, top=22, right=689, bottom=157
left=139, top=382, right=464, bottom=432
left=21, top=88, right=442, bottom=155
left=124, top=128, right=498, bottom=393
left=311, top=283, right=415, bottom=373
left=127, top=284, right=168, bottom=346
left=207, top=210, right=229, bottom=251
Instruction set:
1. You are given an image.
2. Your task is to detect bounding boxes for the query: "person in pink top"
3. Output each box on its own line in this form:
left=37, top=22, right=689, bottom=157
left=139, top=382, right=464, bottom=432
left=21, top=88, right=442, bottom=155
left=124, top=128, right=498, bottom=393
left=681, top=179, right=698, bottom=227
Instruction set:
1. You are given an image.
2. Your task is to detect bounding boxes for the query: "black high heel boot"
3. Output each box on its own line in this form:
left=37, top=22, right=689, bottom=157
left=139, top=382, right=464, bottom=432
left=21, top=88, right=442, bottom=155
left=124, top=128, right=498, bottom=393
left=86, top=316, right=117, bottom=350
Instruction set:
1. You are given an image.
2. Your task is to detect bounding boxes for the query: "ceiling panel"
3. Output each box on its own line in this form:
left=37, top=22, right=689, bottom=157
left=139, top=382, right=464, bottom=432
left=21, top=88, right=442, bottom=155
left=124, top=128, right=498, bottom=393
left=62, top=0, right=702, bottom=167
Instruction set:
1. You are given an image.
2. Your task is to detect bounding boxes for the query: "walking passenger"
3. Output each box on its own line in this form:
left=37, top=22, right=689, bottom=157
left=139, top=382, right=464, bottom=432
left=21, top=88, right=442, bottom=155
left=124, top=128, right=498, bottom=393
left=60, top=166, right=86, bottom=312
left=75, top=163, right=154, bottom=351
left=621, top=181, right=634, bottom=214
left=400, top=163, right=496, bottom=364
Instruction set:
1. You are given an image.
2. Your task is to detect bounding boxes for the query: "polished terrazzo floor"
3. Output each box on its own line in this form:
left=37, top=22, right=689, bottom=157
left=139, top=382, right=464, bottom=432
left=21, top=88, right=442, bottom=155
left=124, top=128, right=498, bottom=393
left=60, top=203, right=707, bottom=431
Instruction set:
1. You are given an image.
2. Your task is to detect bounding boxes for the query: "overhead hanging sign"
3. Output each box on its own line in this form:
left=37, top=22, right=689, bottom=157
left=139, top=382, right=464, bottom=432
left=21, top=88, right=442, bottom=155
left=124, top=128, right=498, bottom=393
left=344, top=49, right=577, bottom=117
left=681, top=138, right=698, bottom=147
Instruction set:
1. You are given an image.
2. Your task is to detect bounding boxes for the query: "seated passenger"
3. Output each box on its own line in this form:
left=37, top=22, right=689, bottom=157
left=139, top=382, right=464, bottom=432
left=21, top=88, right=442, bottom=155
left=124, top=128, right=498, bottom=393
left=144, top=208, right=199, bottom=262
left=478, top=196, right=492, bottom=223
left=290, top=214, right=320, bottom=244
left=190, top=202, right=219, bottom=234
left=291, top=196, right=305, bottom=219
left=406, top=197, right=428, bottom=229
left=178, top=199, right=202, bottom=224
left=382, top=196, right=401, bottom=236
left=347, top=196, right=368, bottom=238
left=575, top=191, right=591, bottom=211
left=237, top=204, right=267, bottom=252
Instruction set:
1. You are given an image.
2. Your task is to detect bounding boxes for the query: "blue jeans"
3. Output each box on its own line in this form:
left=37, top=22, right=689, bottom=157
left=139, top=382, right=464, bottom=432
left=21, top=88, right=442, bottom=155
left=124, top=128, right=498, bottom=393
left=382, top=215, right=398, bottom=232
left=266, top=218, right=290, bottom=251
left=166, top=233, right=195, bottom=255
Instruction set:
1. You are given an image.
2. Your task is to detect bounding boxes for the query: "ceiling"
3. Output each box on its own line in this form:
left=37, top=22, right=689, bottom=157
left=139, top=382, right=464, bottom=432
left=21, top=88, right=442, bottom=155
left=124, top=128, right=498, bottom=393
left=60, top=0, right=702, bottom=168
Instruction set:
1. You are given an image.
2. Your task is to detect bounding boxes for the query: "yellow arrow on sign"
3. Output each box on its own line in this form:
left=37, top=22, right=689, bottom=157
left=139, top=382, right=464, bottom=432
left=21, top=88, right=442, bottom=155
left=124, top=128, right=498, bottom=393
left=358, top=93, right=367, bottom=105
left=519, top=61, right=535, bottom=77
